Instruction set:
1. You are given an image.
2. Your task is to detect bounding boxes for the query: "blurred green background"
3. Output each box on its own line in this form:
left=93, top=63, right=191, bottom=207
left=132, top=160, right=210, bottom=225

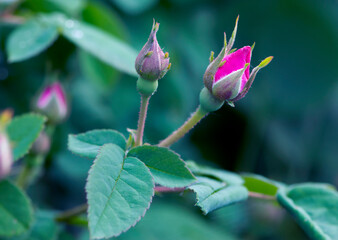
left=0, top=0, right=337, bottom=239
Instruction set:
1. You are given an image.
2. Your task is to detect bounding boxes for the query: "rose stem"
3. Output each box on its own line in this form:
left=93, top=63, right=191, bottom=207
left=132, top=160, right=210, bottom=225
left=135, top=95, right=151, bottom=146
left=158, top=106, right=207, bottom=147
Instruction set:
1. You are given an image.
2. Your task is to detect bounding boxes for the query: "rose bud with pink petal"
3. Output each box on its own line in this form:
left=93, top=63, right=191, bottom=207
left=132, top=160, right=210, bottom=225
left=200, top=17, right=273, bottom=111
left=205, top=45, right=273, bottom=106
left=35, top=82, right=68, bottom=123
left=210, top=46, right=251, bottom=101
left=135, top=20, right=171, bottom=82
left=0, top=133, right=12, bottom=179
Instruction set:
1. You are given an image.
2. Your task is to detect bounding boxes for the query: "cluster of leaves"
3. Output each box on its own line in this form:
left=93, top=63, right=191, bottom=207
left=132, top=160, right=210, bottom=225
left=7, top=12, right=137, bottom=77
left=0, top=113, right=48, bottom=237
left=67, top=129, right=338, bottom=239
left=1, top=113, right=337, bottom=240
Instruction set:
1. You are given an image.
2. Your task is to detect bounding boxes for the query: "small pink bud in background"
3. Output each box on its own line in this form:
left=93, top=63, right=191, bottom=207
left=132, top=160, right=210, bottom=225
left=0, top=133, right=12, bottom=179
left=35, top=82, right=68, bottom=123
left=135, top=20, right=170, bottom=81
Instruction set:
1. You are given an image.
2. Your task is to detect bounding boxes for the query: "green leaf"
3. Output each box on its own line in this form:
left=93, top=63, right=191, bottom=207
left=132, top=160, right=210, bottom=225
left=86, top=144, right=154, bottom=239
left=59, top=16, right=138, bottom=76
left=189, top=177, right=248, bottom=214
left=6, top=18, right=59, bottom=62
left=277, top=183, right=338, bottom=240
left=118, top=202, right=238, bottom=240
left=80, top=202, right=238, bottom=240
left=11, top=211, right=59, bottom=240
left=110, top=0, right=158, bottom=15
left=242, top=174, right=283, bottom=197
left=7, top=12, right=137, bottom=75
left=186, top=162, right=249, bottom=214
left=79, top=1, right=128, bottom=90
left=79, top=50, right=119, bottom=91
left=68, top=129, right=126, bottom=159
left=81, top=1, right=127, bottom=39
left=127, top=146, right=196, bottom=188
left=187, top=161, right=243, bottom=185
left=0, top=180, right=34, bottom=237
left=46, top=0, right=84, bottom=15
left=25, top=0, right=84, bottom=15
left=6, top=113, right=46, bottom=161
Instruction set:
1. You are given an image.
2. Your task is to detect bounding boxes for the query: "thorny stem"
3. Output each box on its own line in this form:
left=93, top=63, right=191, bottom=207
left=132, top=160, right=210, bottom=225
left=56, top=204, right=88, bottom=223
left=135, top=95, right=150, bottom=146
left=16, top=125, right=55, bottom=189
left=155, top=188, right=276, bottom=201
left=53, top=193, right=274, bottom=225
left=16, top=154, right=44, bottom=189
left=158, top=106, right=207, bottom=147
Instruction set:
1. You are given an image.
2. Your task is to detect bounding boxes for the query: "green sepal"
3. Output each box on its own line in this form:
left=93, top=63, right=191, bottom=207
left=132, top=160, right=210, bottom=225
left=211, top=64, right=249, bottom=101
left=136, top=77, right=158, bottom=96
left=199, top=87, right=224, bottom=113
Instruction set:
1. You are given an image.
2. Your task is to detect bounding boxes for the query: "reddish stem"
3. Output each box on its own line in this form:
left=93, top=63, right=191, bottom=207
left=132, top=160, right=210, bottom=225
left=154, top=186, right=186, bottom=193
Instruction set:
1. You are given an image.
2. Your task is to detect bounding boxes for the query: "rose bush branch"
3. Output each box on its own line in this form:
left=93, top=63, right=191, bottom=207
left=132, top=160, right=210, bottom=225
left=248, top=192, right=276, bottom=200
left=159, top=17, right=272, bottom=148
left=154, top=186, right=186, bottom=193
left=158, top=106, right=208, bottom=147
left=56, top=203, right=88, bottom=224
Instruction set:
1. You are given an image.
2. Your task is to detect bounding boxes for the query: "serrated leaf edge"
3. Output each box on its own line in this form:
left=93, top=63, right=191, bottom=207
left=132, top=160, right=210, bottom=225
left=277, top=184, right=336, bottom=240
left=188, top=181, right=226, bottom=215
left=7, top=113, right=46, bottom=161
left=188, top=178, right=249, bottom=215
left=86, top=143, right=155, bottom=239
left=67, top=129, right=127, bottom=160
left=7, top=20, right=59, bottom=63
left=127, top=145, right=196, bottom=188
left=0, top=180, right=34, bottom=237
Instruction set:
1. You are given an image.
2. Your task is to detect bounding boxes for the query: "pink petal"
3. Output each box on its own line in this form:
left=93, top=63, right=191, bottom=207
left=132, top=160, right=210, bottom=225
left=0, top=134, right=12, bottom=178
left=214, top=46, right=251, bottom=91
left=37, top=85, right=52, bottom=108
left=52, top=82, right=67, bottom=117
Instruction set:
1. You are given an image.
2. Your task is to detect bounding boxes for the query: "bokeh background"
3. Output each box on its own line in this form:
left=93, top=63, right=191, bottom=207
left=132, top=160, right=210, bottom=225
left=0, top=0, right=337, bottom=239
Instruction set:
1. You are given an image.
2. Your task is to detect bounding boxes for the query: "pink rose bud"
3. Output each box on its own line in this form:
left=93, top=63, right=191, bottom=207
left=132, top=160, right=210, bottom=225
left=36, top=82, right=68, bottom=123
left=203, top=17, right=273, bottom=106
left=135, top=20, right=171, bottom=82
left=0, top=133, right=12, bottom=179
